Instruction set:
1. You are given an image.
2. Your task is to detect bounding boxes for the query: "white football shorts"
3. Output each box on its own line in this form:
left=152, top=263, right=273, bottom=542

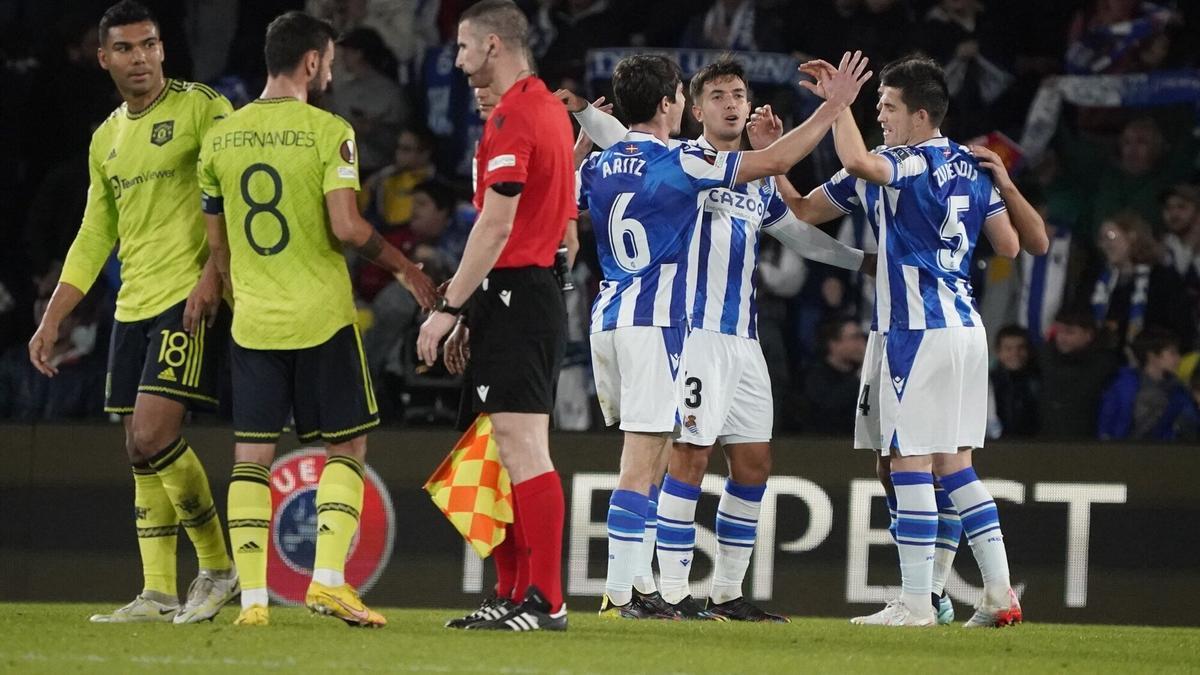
left=675, top=328, right=773, bottom=447
left=590, top=324, right=686, bottom=433
left=855, top=326, right=987, bottom=456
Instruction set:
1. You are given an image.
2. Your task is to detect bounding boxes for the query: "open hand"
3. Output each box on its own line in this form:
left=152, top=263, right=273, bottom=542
left=398, top=262, right=437, bottom=311
left=969, top=144, right=1014, bottom=191
left=800, top=51, right=872, bottom=107
left=747, top=104, right=784, bottom=150
left=443, top=322, right=470, bottom=375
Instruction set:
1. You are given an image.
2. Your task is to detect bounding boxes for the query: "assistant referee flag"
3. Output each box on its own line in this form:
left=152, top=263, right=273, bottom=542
left=424, top=415, right=514, bottom=557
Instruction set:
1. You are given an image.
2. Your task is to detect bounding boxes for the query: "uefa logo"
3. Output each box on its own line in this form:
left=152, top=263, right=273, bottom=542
left=267, top=448, right=395, bottom=605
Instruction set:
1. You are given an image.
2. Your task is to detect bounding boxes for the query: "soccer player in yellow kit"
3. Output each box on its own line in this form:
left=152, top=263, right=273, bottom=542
left=28, top=0, right=238, bottom=624
left=198, top=11, right=436, bottom=627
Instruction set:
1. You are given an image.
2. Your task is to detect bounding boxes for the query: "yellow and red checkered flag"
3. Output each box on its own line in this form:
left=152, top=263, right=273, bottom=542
left=424, top=414, right=514, bottom=557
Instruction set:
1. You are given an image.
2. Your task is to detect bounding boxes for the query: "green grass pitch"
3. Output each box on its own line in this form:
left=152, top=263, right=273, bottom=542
left=1, top=604, right=1198, bottom=674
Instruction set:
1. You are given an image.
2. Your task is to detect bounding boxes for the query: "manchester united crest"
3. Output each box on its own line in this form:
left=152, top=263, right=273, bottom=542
left=150, top=120, right=174, bottom=146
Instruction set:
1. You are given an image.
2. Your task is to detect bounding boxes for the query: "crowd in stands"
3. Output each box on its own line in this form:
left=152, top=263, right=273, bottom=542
left=1, top=0, right=1198, bottom=441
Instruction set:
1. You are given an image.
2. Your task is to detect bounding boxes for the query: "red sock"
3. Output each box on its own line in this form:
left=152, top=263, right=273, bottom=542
left=491, top=523, right=517, bottom=599
left=510, top=500, right=531, bottom=601
left=512, top=470, right=565, bottom=612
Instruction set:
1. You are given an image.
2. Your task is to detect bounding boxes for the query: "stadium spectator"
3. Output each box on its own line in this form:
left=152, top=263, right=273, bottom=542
left=756, top=238, right=805, bottom=429
left=1037, top=309, right=1119, bottom=438
left=1066, top=0, right=1179, bottom=75
left=359, top=126, right=438, bottom=230
left=1173, top=368, right=1200, bottom=441
left=530, top=0, right=627, bottom=86
left=918, top=0, right=1012, bottom=139
left=324, top=27, right=410, bottom=175
left=1090, top=117, right=1192, bottom=233
left=680, top=0, right=783, bottom=53
left=989, top=325, right=1040, bottom=437
left=1098, top=326, right=1193, bottom=441
left=1160, top=183, right=1200, bottom=329
left=802, top=316, right=865, bottom=435
left=1012, top=181, right=1091, bottom=345
left=305, top=0, right=441, bottom=80
left=1082, top=211, right=1195, bottom=360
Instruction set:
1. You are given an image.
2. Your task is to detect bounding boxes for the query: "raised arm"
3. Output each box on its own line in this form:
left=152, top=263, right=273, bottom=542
left=799, top=59, right=893, bottom=185
left=766, top=212, right=865, bottom=272
left=557, top=89, right=628, bottom=151
left=734, top=51, right=872, bottom=184
left=971, top=145, right=1049, bottom=255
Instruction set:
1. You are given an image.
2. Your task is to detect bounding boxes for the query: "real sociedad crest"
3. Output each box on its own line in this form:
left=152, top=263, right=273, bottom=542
left=267, top=448, right=395, bottom=605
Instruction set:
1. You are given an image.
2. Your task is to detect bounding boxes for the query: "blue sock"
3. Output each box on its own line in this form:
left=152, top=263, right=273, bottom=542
left=605, top=489, right=648, bottom=606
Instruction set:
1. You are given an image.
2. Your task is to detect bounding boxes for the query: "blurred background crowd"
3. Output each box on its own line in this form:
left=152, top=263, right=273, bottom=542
left=2, top=0, right=1199, bottom=441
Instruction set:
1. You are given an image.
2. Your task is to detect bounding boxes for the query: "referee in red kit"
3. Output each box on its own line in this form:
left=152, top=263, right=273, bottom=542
left=417, top=0, right=576, bottom=632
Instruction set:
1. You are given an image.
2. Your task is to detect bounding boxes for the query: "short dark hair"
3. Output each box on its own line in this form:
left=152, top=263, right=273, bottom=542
left=264, top=11, right=337, bottom=77
left=459, top=0, right=528, bottom=48
left=399, top=126, right=437, bottom=155
left=413, top=179, right=457, bottom=215
left=818, top=315, right=857, bottom=355
left=612, top=55, right=682, bottom=125
left=879, top=55, right=949, bottom=127
left=996, top=324, right=1030, bottom=347
left=689, top=56, right=747, bottom=102
left=98, top=0, right=157, bottom=45
left=1054, top=308, right=1096, bottom=331
left=1132, top=326, right=1179, bottom=365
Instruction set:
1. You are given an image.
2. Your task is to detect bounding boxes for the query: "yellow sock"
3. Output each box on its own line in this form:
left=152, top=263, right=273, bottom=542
left=313, top=455, right=365, bottom=580
left=149, top=438, right=231, bottom=571
left=133, top=464, right=179, bottom=598
left=229, top=463, right=271, bottom=605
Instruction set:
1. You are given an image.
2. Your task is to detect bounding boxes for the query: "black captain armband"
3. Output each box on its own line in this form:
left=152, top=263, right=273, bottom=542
left=200, top=193, right=224, bottom=215
left=490, top=182, right=524, bottom=197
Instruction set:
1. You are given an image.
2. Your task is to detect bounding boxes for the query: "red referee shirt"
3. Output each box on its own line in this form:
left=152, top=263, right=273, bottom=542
left=473, top=75, right=577, bottom=269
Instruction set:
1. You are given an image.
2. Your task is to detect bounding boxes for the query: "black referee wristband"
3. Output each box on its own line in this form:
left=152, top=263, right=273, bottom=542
left=434, top=296, right=463, bottom=316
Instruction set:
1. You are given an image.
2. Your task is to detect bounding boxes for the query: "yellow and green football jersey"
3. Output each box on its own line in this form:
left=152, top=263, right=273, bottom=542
left=198, top=97, right=360, bottom=350
left=60, top=79, right=232, bottom=322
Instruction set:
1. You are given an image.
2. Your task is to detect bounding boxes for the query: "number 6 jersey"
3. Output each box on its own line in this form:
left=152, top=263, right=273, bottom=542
left=821, top=136, right=1006, bottom=333
left=576, top=131, right=741, bottom=333
left=198, top=97, right=360, bottom=350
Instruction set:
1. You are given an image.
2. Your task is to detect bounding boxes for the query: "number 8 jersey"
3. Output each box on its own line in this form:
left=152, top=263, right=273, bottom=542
left=577, top=131, right=742, bottom=333
left=822, top=136, right=1006, bottom=333
left=198, top=98, right=360, bottom=350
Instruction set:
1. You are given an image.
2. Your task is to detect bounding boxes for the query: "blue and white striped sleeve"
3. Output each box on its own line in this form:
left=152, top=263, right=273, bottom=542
left=880, top=146, right=928, bottom=188
left=678, top=146, right=741, bottom=191
left=985, top=184, right=1007, bottom=219
left=820, top=169, right=860, bottom=214
left=761, top=178, right=791, bottom=229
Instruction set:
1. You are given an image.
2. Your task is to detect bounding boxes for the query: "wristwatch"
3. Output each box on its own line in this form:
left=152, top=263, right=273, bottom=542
left=434, top=296, right=463, bottom=316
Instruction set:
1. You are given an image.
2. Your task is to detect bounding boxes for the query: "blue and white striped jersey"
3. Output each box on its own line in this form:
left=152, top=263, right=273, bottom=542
left=686, top=136, right=791, bottom=340
left=577, top=131, right=741, bottom=333
left=822, top=137, right=1005, bottom=333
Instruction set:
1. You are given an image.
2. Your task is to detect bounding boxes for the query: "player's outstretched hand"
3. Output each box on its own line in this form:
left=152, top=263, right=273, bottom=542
left=398, top=262, right=437, bottom=311
left=798, top=59, right=837, bottom=99
left=443, top=321, right=470, bottom=375
left=969, top=145, right=1015, bottom=192
left=27, top=321, right=60, bottom=377
left=183, top=270, right=221, bottom=335
left=801, top=52, right=871, bottom=107
left=554, top=88, right=589, bottom=113
left=747, top=104, right=783, bottom=150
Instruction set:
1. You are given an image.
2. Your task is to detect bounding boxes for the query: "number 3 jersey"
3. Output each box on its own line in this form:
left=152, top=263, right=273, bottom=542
left=822, top=136, right=1006, bottom=333
left=60, top=80, right=232, bottom=323
left=198, top=97, right=360, bottom=350
left=576, top=131, right=741, bottom=333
